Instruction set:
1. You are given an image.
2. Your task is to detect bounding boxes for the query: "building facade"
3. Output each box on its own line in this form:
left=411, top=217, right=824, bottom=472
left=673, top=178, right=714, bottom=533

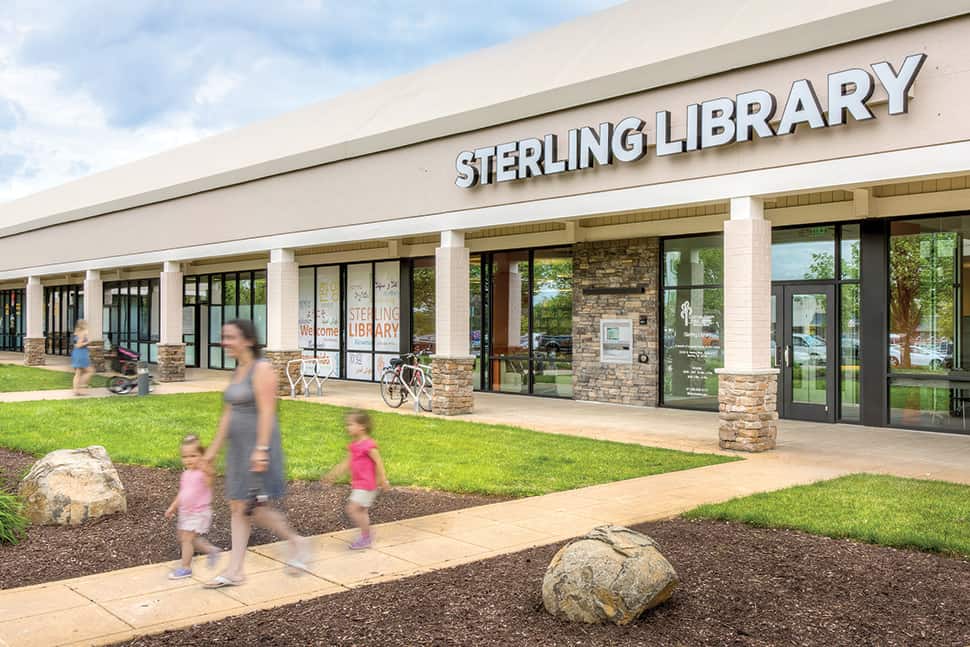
left=2, top=2, right=970, bottom=447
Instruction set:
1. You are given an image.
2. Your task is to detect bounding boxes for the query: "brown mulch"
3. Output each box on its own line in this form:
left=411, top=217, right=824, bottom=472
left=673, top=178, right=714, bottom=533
left=114, top=518, right=970, bottom=647
left=0, top=448, right=502, bottom=589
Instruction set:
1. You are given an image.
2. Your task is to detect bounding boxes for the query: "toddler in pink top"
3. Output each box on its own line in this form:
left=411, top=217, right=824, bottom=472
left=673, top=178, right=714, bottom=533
left=323, top=411, right=389, bottom=549
left=165, top=435, right=221, bottom=579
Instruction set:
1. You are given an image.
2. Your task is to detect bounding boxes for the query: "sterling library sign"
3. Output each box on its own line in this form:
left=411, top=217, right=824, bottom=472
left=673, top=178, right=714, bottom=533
left=455, top=53, right=927, bottom=188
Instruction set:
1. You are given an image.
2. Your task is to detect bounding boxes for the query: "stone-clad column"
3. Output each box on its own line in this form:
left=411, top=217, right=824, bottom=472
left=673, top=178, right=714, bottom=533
left=158, top=261, right=186, bottom=382
left=24, top=276, right=45, bottom=366
left=716, top=197, right=778, bottom=451
left=83, top=270, right=106, bottom=372
left=264, top=249, right=302, bottom=396
left=432, top=230, right=474, bottom=415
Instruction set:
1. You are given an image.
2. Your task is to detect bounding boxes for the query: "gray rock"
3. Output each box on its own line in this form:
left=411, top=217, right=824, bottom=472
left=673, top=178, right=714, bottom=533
left=542, top=525, right=678, bottom=625
left=18, top=446, right=127, bottom=525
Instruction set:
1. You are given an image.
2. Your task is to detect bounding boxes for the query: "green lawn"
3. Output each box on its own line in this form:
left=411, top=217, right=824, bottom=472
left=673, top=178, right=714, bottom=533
left=0, top=393, right=735, bottom=497
left=685, top=473, right=970, bottom=558
left=0, top=363, right=108, bottom=392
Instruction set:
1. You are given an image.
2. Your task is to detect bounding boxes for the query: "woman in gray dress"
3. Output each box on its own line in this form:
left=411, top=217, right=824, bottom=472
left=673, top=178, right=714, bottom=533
left=200, top=319, right=309, bottom=588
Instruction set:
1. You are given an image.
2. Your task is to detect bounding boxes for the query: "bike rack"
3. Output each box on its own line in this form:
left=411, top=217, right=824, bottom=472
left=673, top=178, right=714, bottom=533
left=397, top=362, right=433, bottom=413
left=285, top=358, right=335, bottom=398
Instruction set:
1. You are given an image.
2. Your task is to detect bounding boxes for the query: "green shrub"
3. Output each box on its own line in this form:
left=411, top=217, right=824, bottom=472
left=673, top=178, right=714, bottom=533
left=0, top=491, right=27, bottom=544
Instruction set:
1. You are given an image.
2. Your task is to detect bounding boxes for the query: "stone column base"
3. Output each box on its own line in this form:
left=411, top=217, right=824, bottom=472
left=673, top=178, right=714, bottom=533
left=717, top=369, right=778, bottom=452
left=265, top=350, right=303, bottom=397
left=24, top=338, right=45, bottom=366
left=88, top=341, right=106, bottom=373
left=431, top=356, right=475, bottom=416
left=157, top=344, right=186, bottom=383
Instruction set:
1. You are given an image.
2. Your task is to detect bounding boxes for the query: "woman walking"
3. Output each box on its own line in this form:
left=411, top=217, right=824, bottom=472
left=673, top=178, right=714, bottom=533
left=71, top=320, right=94, bottom=395
left=200, top=319, right=309, bottom=588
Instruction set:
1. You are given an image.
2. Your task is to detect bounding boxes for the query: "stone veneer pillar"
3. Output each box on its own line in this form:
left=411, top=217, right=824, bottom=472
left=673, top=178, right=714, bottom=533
left=716, top=197, right=778, bottom=452
left=432, top=231, right=474, bottom=415
left=158, top=262, right=186, bottom=382
left=266, top=249, right=302, bottom=396
left=83, top=270, right=106, bottom=372
left=24, top=276, right=44, bottom=366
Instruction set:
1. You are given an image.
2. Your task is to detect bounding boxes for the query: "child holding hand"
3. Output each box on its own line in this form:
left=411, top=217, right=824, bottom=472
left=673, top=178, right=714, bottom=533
left=165, top=434, right=221, bottom=579
left=323, top=410, right=389, bottom=549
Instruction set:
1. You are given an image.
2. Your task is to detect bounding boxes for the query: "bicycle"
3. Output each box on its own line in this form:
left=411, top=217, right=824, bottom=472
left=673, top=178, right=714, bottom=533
left=107, top=363, right=158, bottom=395
left=379, top=353, right=433, bottom=412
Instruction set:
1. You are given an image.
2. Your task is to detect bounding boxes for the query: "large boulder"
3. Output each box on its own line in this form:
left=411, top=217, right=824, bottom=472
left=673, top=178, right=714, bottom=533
left=18, top=446, right=127, bottom=525
left=542, top=525, right=678, bottom=625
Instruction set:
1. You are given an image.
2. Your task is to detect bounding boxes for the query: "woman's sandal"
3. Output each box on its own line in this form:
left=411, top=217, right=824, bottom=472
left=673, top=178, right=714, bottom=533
left=203, top=575, right=243, bottom=589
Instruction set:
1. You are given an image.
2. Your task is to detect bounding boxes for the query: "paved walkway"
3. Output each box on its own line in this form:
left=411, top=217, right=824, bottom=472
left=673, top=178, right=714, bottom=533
left=0, top=459, right=842, bottom=647
left=3, top=358, right=970, bottom=644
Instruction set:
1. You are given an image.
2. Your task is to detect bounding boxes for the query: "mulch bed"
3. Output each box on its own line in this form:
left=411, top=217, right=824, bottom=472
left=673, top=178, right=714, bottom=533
left=115, top=518, right=970, bottom=647
left=0, top=448, right=502, bottom=589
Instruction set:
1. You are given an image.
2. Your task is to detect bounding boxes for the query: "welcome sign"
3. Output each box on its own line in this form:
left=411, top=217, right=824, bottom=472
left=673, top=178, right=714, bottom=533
left=455, top=53, right=926, bottom=188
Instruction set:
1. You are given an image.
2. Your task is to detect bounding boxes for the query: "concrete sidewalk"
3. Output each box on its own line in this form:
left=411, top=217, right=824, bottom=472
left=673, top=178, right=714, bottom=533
left=0, top=458, right=843, bottom=647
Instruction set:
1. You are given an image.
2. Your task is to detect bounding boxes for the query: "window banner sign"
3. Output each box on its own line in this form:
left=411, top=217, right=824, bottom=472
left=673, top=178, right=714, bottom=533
left=347, top=264, right=373, bottom=352
left=347, top=351, right=372, bottom=380
left=298, top=269, right=314, bottom=350
left=374, top=261, right=401, bottom=353
left=455, top=53, right=926, bottom=188
left=600, top=318, right=633, bottom=364
left=316, top=266, right=340, bottom=349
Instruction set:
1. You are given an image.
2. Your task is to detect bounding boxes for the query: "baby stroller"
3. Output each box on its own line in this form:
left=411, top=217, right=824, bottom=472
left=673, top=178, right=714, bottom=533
left=111, top=346, right=140, bottom=376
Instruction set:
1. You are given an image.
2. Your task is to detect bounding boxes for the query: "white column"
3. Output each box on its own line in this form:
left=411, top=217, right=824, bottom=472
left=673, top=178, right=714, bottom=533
left=267, top=248, right=299, bottom=352
left=159, top=261, right=183, bottom=346
left=83, top=270, right=103, bottom=342
left=25, top=276, right=44, bottom=339
left=435, top=231, right=470, bottom=357
left=723, top=197, right=772, bottom=371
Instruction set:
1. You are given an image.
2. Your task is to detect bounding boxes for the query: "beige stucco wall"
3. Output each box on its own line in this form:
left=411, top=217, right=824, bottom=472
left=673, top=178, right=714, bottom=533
left=2, top=16, right=969, bottom=272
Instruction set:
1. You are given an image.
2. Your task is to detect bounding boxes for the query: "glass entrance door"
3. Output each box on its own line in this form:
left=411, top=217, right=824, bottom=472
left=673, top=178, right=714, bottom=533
left=773, top=285, right=836, bottom=422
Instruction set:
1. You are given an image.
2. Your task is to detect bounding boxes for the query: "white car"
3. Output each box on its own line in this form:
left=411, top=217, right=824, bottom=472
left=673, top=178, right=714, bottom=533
left=889, top=344, right=948, bottom=370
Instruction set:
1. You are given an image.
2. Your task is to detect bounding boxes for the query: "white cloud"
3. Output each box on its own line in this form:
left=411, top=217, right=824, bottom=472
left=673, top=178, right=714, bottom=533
left=0, top=0, right=623, bottom=205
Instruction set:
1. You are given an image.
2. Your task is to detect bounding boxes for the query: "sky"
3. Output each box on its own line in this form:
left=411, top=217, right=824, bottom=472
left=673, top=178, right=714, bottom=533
left=0, top=0, right=622, bottom=204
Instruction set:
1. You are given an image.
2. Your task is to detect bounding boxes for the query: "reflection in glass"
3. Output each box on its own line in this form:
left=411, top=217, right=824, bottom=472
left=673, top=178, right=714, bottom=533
left=470, top=255, right=484, bottom=391
left=840, top=285, right=860, bottom=421
left=772, top=226, right=836, bottom=281
left=841, top=224, right=861, bottom=280
left=662, top=288, right=723, bottom=409
left=663, top=235, right=723, bottom=286
left=411, top=257, right=436, bottom=354
left=532, top=250, right=573, bottom=398
left=890, top=378, right=968, bottom=432
left=790, top=293, right=827, bottom=405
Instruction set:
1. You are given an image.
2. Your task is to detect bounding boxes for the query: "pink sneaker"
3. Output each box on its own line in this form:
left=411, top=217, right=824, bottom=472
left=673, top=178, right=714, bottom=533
left=349, top=535, right=372, bottom=550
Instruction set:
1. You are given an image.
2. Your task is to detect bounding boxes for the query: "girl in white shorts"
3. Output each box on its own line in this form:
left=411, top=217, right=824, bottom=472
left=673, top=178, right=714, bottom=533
left=165, top=435, right=221, bottom=579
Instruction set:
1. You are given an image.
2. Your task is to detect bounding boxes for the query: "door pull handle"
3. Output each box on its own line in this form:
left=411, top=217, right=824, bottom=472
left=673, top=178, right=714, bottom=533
left=784, top=345, right=791, bottom=367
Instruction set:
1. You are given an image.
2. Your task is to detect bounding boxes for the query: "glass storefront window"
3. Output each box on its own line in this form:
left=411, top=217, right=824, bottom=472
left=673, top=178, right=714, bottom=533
left=411, top=258, right=435, bottom=354
left=0, top=289, right=25, bottom=352
left=841, top=284, right=861, bottom=422
left=772, top=226, right=836, bottom=281
left=103, top=280, right=157, bottom=362
left=490, top=251, right=530, bottom=395
left=470, top=255, right=485, bottom=391
left=841, top=224, right=861, bottom=280
left=662, top=235, right=724, bottom=410
left=532, top=249, right=573, bottom=398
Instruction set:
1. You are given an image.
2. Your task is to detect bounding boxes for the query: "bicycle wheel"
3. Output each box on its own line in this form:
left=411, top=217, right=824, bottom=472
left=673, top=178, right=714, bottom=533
left=379, top=369, right=405, bottom=408
left=107, top=376, right=132, bottom=395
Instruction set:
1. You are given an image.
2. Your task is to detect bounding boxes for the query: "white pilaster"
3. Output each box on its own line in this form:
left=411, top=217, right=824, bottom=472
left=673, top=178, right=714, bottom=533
left=83, top=270, right=103, bottom=341
left=25, top=276, right=44, bottom=339
left=722, top=197, right=772, bottom=372
left=435, top=230, right=470, bottom=357
left=267, top=248, right=299, bottom=351
left=159, top=262, right=184, bottom=346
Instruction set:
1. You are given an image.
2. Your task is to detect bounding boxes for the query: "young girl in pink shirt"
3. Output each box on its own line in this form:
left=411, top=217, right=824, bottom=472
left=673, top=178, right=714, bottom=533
left=323, top=410, right=389, bottom=549
left=165, top=434, right=221, bottom=579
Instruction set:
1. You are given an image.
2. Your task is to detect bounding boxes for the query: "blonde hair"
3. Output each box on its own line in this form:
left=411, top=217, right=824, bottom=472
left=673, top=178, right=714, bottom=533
left=73, top=319, right=89, bottom=334
left=345, top=410, right=373, bottom=435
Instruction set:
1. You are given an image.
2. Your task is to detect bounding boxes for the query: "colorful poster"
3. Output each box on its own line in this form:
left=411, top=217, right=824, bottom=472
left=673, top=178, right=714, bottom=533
left=316, top=350, right=340, bottom=378
left=347, top=351, right=372, bottom=380
left=315, top=266, right=340, bottom=349
left=375, top=353, right=400, bottom=377
left=347, top=264, right=373, bottom=352
left=374, top=261, right=401, bottom=353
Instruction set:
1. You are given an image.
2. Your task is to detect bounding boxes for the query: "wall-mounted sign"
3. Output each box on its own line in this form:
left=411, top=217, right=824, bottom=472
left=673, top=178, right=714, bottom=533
left=455, top=53, right=926, bottom=189
left=600, top=318, right=633, bottom=364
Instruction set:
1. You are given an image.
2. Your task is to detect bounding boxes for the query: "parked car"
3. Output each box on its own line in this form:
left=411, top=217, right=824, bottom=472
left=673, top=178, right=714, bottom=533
left=889, top=344, right=949, bottom=370
left=537, top=334, right=572, bottom=354
left=792, top=333, right=826, bottom=364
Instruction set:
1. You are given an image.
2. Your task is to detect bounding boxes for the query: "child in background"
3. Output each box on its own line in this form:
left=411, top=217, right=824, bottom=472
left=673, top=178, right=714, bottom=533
left=165, top=434, right=221, bottom=579
left=323, top=410, right=389, bottom=549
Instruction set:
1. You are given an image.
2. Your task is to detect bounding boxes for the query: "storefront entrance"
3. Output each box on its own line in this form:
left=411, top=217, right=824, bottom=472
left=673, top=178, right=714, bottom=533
left=773, top=285, right=836, bottom=422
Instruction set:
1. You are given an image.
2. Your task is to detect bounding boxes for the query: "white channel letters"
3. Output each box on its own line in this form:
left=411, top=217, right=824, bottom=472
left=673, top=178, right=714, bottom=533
left=455, top=53, right=926, bottom=188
